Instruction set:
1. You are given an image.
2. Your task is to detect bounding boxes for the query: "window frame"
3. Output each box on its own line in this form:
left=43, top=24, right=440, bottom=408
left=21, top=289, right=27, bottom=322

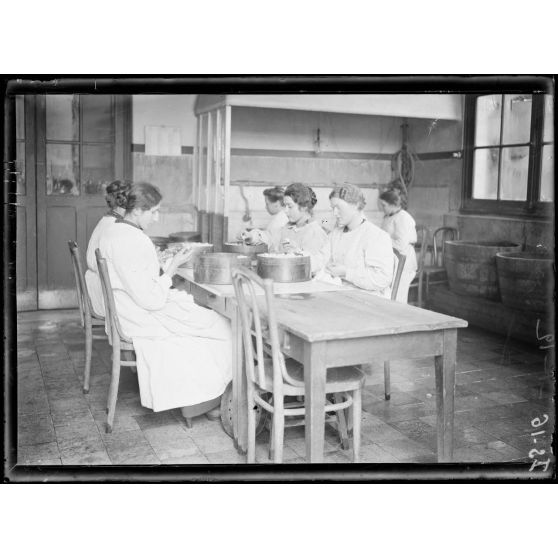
left=461, top=93, right=553, bottom=218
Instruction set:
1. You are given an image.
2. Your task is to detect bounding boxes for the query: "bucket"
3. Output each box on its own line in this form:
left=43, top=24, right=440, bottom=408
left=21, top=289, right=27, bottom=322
left=444, top=240, right=521, bottom=300
left=496, top=251, right=554, bottom=313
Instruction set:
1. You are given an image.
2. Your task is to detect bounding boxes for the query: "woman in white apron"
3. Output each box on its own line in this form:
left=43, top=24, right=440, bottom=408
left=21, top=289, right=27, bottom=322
left=378, top=184, right=418, bottom=303
left=276, top=183, right=329, bottom=274
left=98, top=182, right=232, bottom=413
left=327, top=184, right=394, bottom=297
left=85, top=180, right=132, bottom=316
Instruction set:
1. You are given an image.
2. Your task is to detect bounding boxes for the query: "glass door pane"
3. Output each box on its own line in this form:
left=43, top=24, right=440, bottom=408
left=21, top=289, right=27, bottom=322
left=543, top=94, right=554, bottom=143
left=82, top=95, right=114, bottom=142
left=540, top=144, right=554, bottom=202
left=500, top=146, right=529, bottom=200
left=502, top=94, right=532, bottom=144
left=46, top=94, right=79, bottom=141
left=475, top=95, right=502, bottom=146
left=472, top=148, right=499, bottom=199
left=82, top=144, right=113, bottom=194
left=46, top=143, right=80, bottom=195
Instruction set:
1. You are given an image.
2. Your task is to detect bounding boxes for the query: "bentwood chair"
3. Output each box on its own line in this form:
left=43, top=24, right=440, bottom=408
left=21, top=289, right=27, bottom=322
left=409, top=224, right=430, bottom=307
left=68, top=241, right=106, bottom=394
left=231, top=267, right=365, bottom=463
left=420, top=226, right=459, bottom=303
left=95, top=249, right=137, bottom=434
left=383, top=249, right=407, bottom=401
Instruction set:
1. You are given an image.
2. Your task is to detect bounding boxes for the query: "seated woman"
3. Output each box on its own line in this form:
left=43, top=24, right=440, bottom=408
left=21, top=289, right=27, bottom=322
left=275, top=183, right=329, bottom=274
left=327, top=183, right=394, bottom=297
left=85, top=180, right=132, bottom=316
left=241, top=186, right=288, bottom=248
left=378, top=183, right=418, bottom=303
left=98, top=182, right=232, bottom=414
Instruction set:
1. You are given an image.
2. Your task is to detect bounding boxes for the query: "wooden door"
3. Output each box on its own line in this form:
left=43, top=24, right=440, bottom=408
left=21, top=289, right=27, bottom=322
left=33, top=94, right=131, bottom=309
left=15, top=96, right=38, bottom=311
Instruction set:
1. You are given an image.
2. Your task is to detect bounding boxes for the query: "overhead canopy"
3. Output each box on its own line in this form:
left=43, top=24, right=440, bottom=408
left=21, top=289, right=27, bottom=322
left=194, top=94, right=462, bottom=120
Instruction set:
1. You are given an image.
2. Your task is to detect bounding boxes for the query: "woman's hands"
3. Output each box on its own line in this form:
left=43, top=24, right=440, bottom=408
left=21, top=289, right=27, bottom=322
left=281, top=238, right=298, bottom=253
left=165, top=246, right=194, bottom=277
left=326, top=263, right=347, bottom=278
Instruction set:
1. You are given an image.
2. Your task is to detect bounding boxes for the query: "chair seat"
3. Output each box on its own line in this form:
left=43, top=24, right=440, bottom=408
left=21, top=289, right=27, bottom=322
left=422, top=265, right=446, bottom=276
left=257, top=358, right=365, bottom=396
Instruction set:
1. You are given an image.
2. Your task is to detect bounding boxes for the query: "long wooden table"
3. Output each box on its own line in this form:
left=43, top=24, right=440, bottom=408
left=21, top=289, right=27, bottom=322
left=175, top=269, right=468, bottom=463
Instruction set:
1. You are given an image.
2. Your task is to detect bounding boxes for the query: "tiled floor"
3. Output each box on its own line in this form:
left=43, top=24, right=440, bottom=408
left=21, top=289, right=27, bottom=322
left=14, top=309, right=555, bottom=469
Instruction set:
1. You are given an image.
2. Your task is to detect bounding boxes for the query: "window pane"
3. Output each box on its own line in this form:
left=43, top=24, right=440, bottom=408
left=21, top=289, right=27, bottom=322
left=16, top=95, right=24, bottom=140
left=502, top=94, right=532, bottom=144
left=16, top=141, right=25, bottom=194
left=46, top=143, right=80, bottom=195
left=540, top=144, right=554, bottom=202
left=543, top=94, right=554, bottom=143
left=475, top=95, right=502, bottom=146
left=46, top=95, right=79, bottom=141
left=82, top=145, right=113, bottom=195
left=472, top=148, right=499, bottom=199
left=500, top=146, right=529, bottom=201
left=82, top=95, right=113, bottom=142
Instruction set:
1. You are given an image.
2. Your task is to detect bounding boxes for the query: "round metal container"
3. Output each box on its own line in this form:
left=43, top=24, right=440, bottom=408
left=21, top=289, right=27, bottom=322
left=149, top=236, right=170, bottom=250
left=168, top=230, right=202, bottom=243
left=194, top=252, right=250, bottom=284
left=256, top=254, right=311, bottom=283
left=177, top=242, right=214, bottom=269
left=223, top=242, right=268, bottom=260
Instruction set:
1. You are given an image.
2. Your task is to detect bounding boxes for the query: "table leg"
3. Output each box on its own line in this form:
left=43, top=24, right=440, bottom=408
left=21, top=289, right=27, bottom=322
left=231, top=304, right=248, bottom=453
left=304, top=341, right=327, bottom=463
left=434, top=329, right=457, bottom=463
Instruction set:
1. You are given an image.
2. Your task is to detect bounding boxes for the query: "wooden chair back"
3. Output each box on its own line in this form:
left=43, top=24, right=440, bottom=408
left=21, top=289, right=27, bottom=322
left=391, top=249, right=407, bottom=301
left=95, top=249, right=133, bottom=346
left=68, top=240, right=103, bottom=325
left=415, top=224, right=431, bottom=272
left=231, top=267, right=303, bottom=401
left=432, top=226, right=459, bottom=267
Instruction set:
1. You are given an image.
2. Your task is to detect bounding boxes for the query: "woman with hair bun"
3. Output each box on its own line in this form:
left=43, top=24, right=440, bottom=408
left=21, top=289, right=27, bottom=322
left=378, top=183, right=417, bottom=303
left=327, top=183, right=394, bottom=297
left=85, top=180, right=133, bottom=316
left=276, top=183, right=329, bottom=274
left=98, top=182, right=232, bottom=415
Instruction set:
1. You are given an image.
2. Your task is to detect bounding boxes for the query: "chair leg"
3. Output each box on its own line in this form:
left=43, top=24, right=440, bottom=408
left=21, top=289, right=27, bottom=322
left=83, top=317, right=93, bottom=394
left=184, top=417, right=193, bottom=429
left=352, top=388, right=362, bottom=463
left=269, top=415, right=275, bottom=461
left=272, top=403, right=285, bottom=464
left=333, top=394, right=350, bottom=450
left=384, top=361, right=391, bottom=400
left=122, top=349, right=137, bottom=373
left=106, top=346, right=121, bottom=434
left=418, top=270, right=424, bottom=308
left=247, top=398, right=257, bottom=464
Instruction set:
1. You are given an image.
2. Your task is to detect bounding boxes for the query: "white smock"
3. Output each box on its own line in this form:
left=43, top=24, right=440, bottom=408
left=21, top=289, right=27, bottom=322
left=381, top=209, right=418, bottom=303
left=85, top=214, right=118, bottom=316
left=276, top=220, right=329, bottom=273
left=98, top=221, right=232, bottom=412
left=329, top=219, right=394, bottom=297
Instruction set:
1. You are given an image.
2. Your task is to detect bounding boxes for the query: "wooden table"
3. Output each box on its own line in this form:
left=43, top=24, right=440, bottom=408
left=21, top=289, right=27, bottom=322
left=175, top=270, right=468, bottom=463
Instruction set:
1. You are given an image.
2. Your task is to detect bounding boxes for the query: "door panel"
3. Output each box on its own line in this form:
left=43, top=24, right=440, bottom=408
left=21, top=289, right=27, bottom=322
left=16, top=95, right=38, bottom=311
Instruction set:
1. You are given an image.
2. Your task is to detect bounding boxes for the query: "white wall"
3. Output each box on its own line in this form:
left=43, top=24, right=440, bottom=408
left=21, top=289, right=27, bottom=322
left=132, top=95, right=197, bottom=145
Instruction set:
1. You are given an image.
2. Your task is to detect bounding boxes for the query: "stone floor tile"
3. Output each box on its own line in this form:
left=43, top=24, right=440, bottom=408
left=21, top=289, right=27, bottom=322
left=205, top=449, right=246, bottom=464
left=482, top=391, right=529, bottom=405
left=134, top=411, right=181, bottom=431
left=454, top=425, right=499, bottom=448
left=49, top=397, right=90, bottom=413
left=323, top=450, right=353, bottom=463
left=255, top=442, right=298, bottom=464
left=58, top=436, right=111, bottom=465
left=104, top=430, right=161, bottom=464
left=359, top=443, right=400, bottom=463
left=51, top=406, right=95, bottom=426
left=286, top=436, right=339, bottom=457
left=160, top=453, right=210, bottom=465
left=452, top=444, right=510, bottom=463
left=361, top=421, right=410, bottom=444
left=54, top=420, right=101, bottom=442
left=376, top=438, right=435, bottom=461
left=17, top=414, right=56, bottom=446
left=143, top=428, right=201, bottom=461
left=18, top=442, right=61, bottom=465
left=192, top=432, right=237, bottom=455
left=94, top=411, right=141, bottom=437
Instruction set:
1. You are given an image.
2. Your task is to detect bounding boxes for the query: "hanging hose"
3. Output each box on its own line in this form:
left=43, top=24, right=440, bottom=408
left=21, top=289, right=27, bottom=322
left=391, top=145, right=416, bottom=189
left=238, top=183, right=253, bottom=226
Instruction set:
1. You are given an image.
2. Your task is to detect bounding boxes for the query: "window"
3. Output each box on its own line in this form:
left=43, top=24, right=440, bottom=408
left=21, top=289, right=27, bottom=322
left=462, top=93, right=554, bottom=216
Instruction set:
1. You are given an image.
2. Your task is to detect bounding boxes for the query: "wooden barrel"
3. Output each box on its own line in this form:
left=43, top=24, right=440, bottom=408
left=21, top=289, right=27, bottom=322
left=444, top=240, right=521, bottom=300
left=194, top=252, right=250, bottom=285
left=496, top=251, right=554, bottom=314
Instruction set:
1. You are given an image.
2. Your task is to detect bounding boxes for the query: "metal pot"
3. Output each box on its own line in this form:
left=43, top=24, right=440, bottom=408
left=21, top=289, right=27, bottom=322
left=177, top=242, right=214, bottom=269
left=168, top=230, right=202, bottom=243
left=149, top=236, right=170, bottom=250
left=194, top=252, right=251, bottom=284
left=256, top=254, right=311, bottom=283
left=223, top=242, right=268, bottom=260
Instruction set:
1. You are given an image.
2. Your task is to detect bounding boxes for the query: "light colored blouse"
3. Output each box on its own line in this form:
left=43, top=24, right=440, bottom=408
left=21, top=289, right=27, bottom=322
left=381, top=209, right=418, bottom=274
left=277, top=220, right=329, bottom=273
left=329, top=218, right=394, bottom=296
